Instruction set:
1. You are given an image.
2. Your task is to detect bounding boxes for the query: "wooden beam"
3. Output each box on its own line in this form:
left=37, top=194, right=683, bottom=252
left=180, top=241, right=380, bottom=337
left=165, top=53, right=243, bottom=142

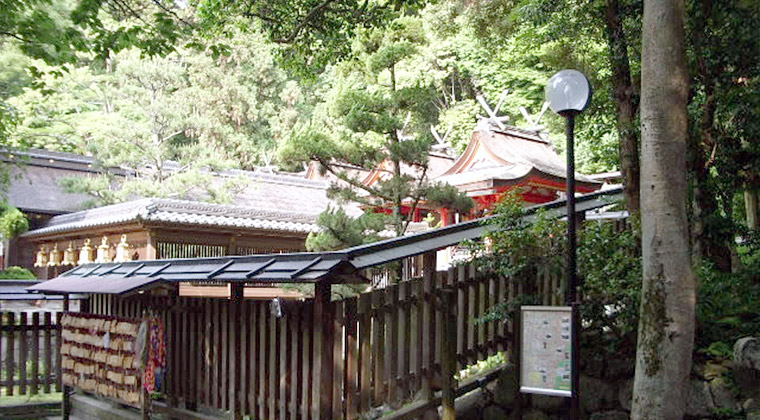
left=227, top=235, right=238, bottom=256
left=230, top=282, right=244, bottom=420
left=312, top=279, right=334, bottom=420
left=145, top=230, right=157, bottom=260
left=440, top=289, right=457, bottom=420
left=421, top=251, right=436, bottom=400
left=178, top=284, right=305, bottom=300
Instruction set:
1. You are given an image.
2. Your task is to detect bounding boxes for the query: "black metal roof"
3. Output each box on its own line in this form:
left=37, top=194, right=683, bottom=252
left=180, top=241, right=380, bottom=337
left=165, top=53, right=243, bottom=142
left=27, top=252, right=355, bottom=295
left=28, top=186, right=623, bottom=295
left=1, top=280, right=86, bottom=300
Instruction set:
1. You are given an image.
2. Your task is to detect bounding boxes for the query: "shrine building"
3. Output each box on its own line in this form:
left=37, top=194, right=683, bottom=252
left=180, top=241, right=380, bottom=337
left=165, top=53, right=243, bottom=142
left=6, top=120, right=605, bottom=279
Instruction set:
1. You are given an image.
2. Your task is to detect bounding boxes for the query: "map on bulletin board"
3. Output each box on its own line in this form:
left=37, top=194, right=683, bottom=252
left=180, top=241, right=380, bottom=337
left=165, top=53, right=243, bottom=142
left=520, top=306, right=573, bottom=397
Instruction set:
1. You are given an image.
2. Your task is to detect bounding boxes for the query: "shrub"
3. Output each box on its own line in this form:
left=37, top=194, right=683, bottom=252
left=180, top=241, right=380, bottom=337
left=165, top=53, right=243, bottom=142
left=0, top=266, right=36, bottom=280
left=0, top=204, right=28, bottom=238
left=695, top=262, right=760, bottom=358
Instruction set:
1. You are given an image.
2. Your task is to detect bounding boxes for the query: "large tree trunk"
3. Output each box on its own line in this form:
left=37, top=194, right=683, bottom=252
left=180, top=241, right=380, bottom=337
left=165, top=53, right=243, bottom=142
left=631, top=0, right=696, bottom=418
left=604, top=0, right=640, bottom=215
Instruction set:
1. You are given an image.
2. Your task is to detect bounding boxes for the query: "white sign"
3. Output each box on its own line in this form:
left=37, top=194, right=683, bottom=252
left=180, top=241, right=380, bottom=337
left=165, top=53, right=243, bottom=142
left=520, top=305, right=573, bottom=397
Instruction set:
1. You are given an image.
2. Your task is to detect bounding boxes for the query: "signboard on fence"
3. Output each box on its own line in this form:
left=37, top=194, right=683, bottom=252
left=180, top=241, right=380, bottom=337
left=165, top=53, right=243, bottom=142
left=520, top=305, right=573, bottom=397
left=60, top=313, right=143, bottom=406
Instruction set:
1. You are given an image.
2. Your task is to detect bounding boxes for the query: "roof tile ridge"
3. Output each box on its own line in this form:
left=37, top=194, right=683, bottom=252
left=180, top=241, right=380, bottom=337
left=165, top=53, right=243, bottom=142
left=44, top=198, right=152, bottom=226
left=223, top=169, right=330, bottom=189
left=489, top=125, right=549, bottom=144
left=1, top=147, right=97, bottom=163
left=148, top=199, right=318, bottom=223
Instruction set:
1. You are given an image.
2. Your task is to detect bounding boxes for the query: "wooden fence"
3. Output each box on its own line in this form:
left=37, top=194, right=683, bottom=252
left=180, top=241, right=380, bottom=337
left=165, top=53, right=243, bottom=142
left=84, top=258, right=561, bottom=420
left=326, top=261, right=563, bottom=419
left=1, top=311, right=63, bottom=396
left=2, top=258, right=563, bottom=419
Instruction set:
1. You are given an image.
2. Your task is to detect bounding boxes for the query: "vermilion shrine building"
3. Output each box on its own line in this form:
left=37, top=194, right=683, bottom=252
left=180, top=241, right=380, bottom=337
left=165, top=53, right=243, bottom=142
left=306, top=124, right=603, bottom=226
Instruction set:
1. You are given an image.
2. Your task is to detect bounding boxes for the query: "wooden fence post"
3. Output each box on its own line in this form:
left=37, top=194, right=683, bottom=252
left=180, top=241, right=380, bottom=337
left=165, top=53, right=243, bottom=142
left=420, top=251, right=436, bottom=401
left=312, top=279, right=334, bottom=420
left=19, top=312, right=27, bottom=395
left=141, top=311, right=151, bottom=420
left=62, top=295, right=70, bottom=420
left=512, top=308, right=523, bottom=420
left=440, top=288, right=457, bottom=420
left=230, top=282, right=244, bottom=420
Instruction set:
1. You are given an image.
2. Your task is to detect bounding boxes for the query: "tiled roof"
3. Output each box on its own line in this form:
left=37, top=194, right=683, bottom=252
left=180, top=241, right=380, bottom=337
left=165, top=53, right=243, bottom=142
left=21, top=198, right=322, bottom=237
left=3, top=149, right=106, bottom=214
left=4, top=148, right=360, bottom=219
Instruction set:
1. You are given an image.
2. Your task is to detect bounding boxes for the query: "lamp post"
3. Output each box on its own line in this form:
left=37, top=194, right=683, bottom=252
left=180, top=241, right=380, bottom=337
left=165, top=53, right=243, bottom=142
left=546, top=69, right=592, bottom=420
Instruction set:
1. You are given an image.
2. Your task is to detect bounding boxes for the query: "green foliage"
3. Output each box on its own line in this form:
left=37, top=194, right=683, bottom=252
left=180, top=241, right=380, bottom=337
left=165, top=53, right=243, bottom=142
left=0, top=204, right=29, bottom=237
left=306, top=207, right=386, bottom=251
left=478, top=190, right=760, bottom=362
left=699, top=341, right=734, bottom=360
left=683, top=0, right=760, bottom=269
left=196, top=0, right=426, bottom=76
left=0, top=266, right=36, bottom=280
left=7, top=25, right=303, bottom=205
left=473, top=191, right=642, bottom=358
left=462, top=0, right=626, bottom=174
left=474, top=189, right=565, bottom=278
left=455, top=351, right=507, bottom=381
left=280, top=15, right=473, bottom=238
left=695, top=263, right=760, bottom=355
left=578, top=218, right=642, bottom=341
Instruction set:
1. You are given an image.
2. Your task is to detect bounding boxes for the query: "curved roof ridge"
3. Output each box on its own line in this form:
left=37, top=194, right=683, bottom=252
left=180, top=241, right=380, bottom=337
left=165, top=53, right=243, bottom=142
left=221, top=168, right=330, bottom=189
left=20, top=197, right=323, bottom=238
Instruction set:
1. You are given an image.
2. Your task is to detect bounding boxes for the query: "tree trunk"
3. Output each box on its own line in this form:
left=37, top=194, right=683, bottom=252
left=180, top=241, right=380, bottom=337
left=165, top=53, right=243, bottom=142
left=745, top=189, right=758, bottom=230
left=604, top=0, right=640, bottom=215
left=631, top=0, right=696, bottom=418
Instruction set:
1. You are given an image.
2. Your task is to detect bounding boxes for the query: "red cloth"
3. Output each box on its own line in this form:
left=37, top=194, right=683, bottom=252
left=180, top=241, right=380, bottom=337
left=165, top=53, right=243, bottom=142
left=143, top=318, right=166, bottom=392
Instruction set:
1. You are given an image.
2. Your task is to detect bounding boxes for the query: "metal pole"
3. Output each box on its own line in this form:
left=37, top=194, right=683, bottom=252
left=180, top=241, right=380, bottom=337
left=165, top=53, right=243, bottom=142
left=565, top=114, right=580, bottom=420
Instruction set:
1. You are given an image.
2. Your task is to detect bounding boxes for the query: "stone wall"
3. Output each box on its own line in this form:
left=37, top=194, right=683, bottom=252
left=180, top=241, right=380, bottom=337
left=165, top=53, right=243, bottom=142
left=454, top=337, right=760, bottom=420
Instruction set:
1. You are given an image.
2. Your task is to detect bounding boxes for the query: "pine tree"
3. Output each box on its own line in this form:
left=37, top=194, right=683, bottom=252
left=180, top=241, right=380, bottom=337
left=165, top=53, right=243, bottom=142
left=281, top=16, right=472, bottom=247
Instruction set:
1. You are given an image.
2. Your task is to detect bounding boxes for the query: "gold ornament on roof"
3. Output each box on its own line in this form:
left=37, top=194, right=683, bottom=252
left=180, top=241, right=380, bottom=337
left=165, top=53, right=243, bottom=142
left=62, top=242, right=77, bottom=266
left=34, top=245, right=49, bottom=267
left=47, top=243, right=62, bottom=267
left=95, top=236, right=112, bottom=263
left=114, top=235, right=131, bottom=263
left=78, top=239, right=94, bottom=265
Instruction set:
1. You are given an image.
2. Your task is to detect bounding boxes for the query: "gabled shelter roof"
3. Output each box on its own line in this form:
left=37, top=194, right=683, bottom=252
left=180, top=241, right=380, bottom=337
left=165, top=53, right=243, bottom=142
left=28, top=186, right=623, bottom=295
left=28, top=252, right=356, bottom=295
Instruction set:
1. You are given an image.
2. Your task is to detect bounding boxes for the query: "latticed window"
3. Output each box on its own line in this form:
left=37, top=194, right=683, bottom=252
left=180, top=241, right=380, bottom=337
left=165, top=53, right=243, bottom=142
left=157, top=242, right=227, bottom=259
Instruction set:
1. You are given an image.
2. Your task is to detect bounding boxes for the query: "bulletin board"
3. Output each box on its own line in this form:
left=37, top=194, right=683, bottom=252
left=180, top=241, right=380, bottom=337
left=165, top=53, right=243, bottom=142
left=520, top=305, right=573, bottom=397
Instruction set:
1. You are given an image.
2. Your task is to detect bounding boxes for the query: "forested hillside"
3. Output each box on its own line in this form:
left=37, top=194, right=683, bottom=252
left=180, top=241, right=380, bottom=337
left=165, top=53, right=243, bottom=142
left=1, top=0, right=624, bottom=197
